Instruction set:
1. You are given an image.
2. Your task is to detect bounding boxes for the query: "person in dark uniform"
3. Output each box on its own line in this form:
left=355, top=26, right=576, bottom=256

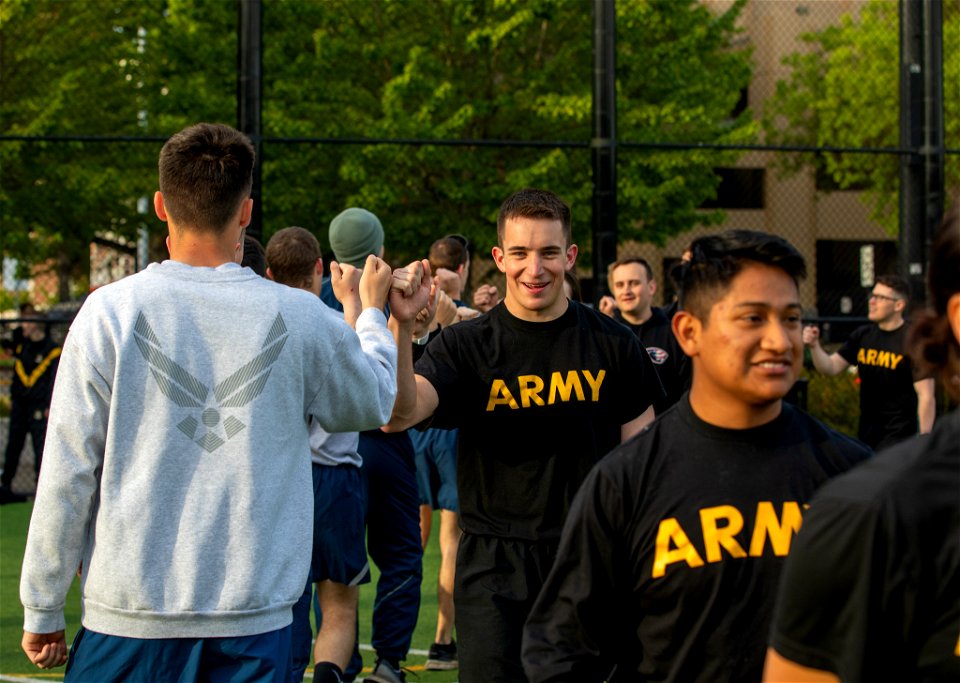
left=521, top=230, right=872, bottom=683
left=599, top=257, right=690, bottom=413
left=385, top=188, right=661, bottom=683
left=764, top=210, right=960, bottom=683
left=321, top=207, right=424, bottom=683
left=803, top=274, right=936, bottom=450
left=1, top=304, right=61, bottom=502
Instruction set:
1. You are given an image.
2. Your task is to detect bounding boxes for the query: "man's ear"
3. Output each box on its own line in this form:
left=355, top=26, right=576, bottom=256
left=672, top=309, right=702, bottom=357
left=239, top=198, right=254, bottom=228
left=266, top=267, right=275, bottom=281
left=649, top=279, right=658, bottom=296
left=315, top=258, right=324, bottom=277
left=947, top=292, right=960, bottom=345
left=154, top=191, right=168, bottom=222
left=566, top=243, right=579, bottom=269
left=492, top=246, right=506, bottom=273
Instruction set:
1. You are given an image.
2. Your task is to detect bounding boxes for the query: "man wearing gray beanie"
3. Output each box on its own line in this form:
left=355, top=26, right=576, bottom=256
left=321, top=207, right=423, bottom=683
left=327, top=208, right=385, bottom=268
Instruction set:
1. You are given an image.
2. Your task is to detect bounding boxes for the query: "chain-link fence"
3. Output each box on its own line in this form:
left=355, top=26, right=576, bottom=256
left=2, top=0, right=958, bottom=442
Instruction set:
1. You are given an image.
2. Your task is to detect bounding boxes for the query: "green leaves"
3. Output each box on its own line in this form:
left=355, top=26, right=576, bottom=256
left=2, top=0, right=755, bottom=292
left=763, top=0, right=960, bottom=233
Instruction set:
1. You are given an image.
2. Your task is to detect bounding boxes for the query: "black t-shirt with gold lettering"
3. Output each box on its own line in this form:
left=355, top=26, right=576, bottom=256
left=522, top=398, right=872, bottom=683
left=838, top=323, right=918, bottom=449
left=415, top=300, right=660, bottom=541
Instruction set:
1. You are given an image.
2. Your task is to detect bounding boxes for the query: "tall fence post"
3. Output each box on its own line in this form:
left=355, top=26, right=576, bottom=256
left=922, top=0, right=944, bottom=289
left=899, top=0, right=943, bottom=305
left=591, top=0, right=617, bottom=304
left=238, top=0, right=263, bottom=241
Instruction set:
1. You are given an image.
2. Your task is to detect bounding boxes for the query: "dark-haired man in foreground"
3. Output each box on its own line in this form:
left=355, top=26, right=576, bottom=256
left=19, top=123, right=419, bottom=681
left=522, top=230, right=872, bottom=683
left=386, top=188, right=661, bottom=682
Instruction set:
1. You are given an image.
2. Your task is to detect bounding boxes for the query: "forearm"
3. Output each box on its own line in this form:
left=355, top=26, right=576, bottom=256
left=341, top=300, right=362, bottom=329
left=916, top=379, right=936, bottom=433
left=354, top=308, right=400, bottom=423
left=383, top=316, right=419, bottom=432
left=808, top=343, right=843, bottom=376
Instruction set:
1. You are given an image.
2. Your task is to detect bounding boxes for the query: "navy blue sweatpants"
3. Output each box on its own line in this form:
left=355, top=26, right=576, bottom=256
left=344, top=429, right=423, bottom=679
left=65, top=626, right=291, bottom=682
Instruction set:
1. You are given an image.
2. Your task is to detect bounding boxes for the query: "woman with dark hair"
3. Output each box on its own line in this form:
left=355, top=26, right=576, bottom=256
left=764, top=209, right=960, bottom=682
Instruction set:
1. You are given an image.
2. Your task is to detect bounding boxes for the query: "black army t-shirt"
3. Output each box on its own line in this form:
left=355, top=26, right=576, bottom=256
left=415, top=300, right=660, bottom=541
left=770, top=412, right=960, bottom=682
left=838, top=323, right=918, bottom=449
left=613, top=307, right=690, bottom=414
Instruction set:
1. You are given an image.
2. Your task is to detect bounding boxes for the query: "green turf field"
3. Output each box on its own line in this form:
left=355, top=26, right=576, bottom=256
left=1, top=501, right=459, bottom=682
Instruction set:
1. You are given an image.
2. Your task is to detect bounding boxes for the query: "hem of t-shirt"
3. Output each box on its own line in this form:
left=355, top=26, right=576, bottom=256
left=769, top=633, right=843, bottom=678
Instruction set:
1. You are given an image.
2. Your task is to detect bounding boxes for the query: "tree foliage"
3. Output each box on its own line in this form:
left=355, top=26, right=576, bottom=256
left=1, top=0, right=754, bottom=297
left=762, top=0, right=960, bottom=232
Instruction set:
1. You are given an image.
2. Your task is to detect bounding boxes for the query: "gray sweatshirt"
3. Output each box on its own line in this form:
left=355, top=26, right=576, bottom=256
left=21, top=261, right=397, bottom=638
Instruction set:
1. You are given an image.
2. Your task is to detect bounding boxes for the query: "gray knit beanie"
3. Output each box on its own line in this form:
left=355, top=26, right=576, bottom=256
left=328, top=208, right=384, bottom=268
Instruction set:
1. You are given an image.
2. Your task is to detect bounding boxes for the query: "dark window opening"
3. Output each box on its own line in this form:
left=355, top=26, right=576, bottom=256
left=701, top=167, right=765, bottom=209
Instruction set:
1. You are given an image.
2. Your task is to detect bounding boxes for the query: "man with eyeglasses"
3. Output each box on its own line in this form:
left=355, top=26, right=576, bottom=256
left=803, top=274, right=935, bottom=450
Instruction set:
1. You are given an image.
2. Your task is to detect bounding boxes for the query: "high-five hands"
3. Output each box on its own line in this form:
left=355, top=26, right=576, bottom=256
left=390, top=259, right=432, bottom=323
left=358, top=255, right=394, bottom=311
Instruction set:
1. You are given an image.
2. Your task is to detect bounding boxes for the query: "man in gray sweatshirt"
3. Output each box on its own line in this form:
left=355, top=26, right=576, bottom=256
left=19, top=123, right=428, bottom=681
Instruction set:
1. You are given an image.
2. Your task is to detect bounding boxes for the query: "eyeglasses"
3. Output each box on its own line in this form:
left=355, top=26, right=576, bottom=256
left=869, top=293, right=902, bottom=303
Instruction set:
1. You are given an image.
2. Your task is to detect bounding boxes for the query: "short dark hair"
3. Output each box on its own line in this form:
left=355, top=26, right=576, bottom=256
left=673, top=230, right=807, bottom=320
left=496, top=188, right=572, bottom=247
left=242, top=235, right=267, bottom=277
left=266, top=227, right=322, bottom=290
left=908, top=205, right=960, bottom=400
left=608, top=257, right=654, bottom=288
left=875, top=274, right=911, bottom=301
left=158, top=123, right=255, bottom=234
left=428, top=236, right=469, bottom=273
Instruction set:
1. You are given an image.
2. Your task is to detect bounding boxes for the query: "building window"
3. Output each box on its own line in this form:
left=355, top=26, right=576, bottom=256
left=701, top=167, right=765, bottom=209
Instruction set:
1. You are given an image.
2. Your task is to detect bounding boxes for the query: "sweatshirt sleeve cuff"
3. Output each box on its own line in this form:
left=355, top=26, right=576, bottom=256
left=357, top=307, right=388, bottom=329
left=23, top=606, right=66, bottom=635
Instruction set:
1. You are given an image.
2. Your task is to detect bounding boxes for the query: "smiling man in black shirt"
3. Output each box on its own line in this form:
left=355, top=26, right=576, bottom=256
left=385, top=188, right=661, bottom=683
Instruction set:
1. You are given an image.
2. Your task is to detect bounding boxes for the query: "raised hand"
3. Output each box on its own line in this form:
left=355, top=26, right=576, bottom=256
left=389, top=259, right=432, bottom=323
left=802, top=325, right=820, bottom=347
left=359, top=254, right=394, bottom=312
left=455, top=306, right=482, bottom=323
left=413, top=282, right=440, bottom=339
left=598, top=296, right=617, bottom=318
left=330, top=262, right=362, bottom=306
left=434, top=290, right=458, bottom=328
left=472, top=283, right=501, bottom=313
left=434, top=267, right=461, bottom=297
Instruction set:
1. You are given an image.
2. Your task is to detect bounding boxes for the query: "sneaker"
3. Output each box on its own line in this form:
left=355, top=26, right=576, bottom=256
left=364, top=658, right=406, bottom=683
left=424, top=640, right=458, bottom=671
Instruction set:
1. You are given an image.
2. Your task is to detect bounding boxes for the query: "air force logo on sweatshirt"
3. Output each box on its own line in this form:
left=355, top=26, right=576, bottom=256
left=134, top=311, right=288, bottom=452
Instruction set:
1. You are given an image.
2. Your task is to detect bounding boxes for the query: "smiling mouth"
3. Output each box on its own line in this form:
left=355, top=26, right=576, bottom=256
left=522, top=282, right=549, bottom=292
left=755, top=360, right=792, bottom=371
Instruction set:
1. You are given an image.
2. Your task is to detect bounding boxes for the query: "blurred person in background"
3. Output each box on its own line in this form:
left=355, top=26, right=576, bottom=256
left=1, top=303, right=60, bottom=504
left=803, top=273, right=935, bottom=450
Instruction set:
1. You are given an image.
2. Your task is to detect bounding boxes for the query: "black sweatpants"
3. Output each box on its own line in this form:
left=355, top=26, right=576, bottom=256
left=455, top=533, right=559, bottom=683
left=2, top=400, right=47, bottom=488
